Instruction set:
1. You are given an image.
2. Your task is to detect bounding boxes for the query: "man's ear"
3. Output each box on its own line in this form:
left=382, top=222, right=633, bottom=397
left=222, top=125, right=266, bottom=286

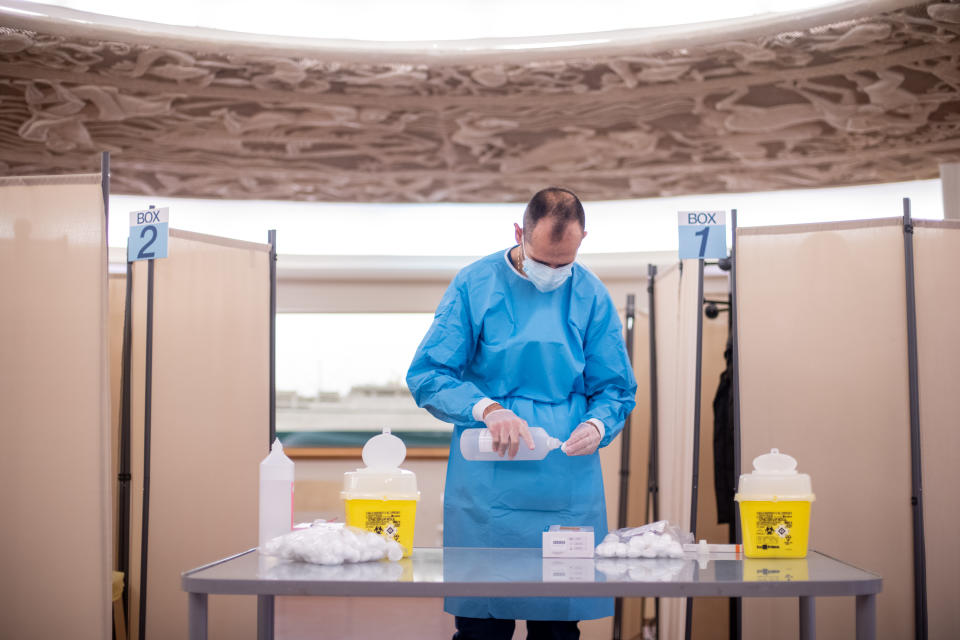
left=514, top=223, right=523, bottom=244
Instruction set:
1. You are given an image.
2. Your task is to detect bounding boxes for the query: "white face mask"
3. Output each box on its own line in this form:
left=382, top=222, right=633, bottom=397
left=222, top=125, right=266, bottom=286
left=521, top=236, right=573, bottom=292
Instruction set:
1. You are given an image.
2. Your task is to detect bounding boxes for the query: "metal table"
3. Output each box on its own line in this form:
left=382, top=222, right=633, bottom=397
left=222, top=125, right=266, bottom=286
left=182, top=548, right=881, bottom=640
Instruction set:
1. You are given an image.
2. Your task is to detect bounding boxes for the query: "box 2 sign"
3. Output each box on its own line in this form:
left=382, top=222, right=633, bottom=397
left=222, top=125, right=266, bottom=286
left=128, top=207, right=169, bottom=262
left=678, top=210, right=727, bottom=260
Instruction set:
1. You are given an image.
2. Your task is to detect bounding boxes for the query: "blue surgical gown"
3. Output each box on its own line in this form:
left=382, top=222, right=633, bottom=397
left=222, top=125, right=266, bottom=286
left=406, top=248, right=637, bottom=622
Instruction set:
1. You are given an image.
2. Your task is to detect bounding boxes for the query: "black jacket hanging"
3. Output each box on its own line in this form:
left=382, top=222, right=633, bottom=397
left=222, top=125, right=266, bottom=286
left=713, top=338, right=735, bottom=525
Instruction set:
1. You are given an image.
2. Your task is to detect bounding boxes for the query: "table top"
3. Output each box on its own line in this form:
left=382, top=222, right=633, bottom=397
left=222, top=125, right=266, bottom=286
left=182, top=548, right=881, bottom=599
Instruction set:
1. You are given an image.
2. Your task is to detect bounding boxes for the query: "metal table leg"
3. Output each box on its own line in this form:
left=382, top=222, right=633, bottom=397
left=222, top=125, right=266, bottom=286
left=799, top=596, right=815, bottom=640
left=188, top=592, right=208, bottom=640
left=855, top=594, right=877, bottom=640
left=258, top=594, right=275, bottom=640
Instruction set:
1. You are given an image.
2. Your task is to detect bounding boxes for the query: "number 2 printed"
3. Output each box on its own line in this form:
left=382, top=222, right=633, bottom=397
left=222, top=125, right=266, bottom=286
left=137, top=225, right=157, bottom=259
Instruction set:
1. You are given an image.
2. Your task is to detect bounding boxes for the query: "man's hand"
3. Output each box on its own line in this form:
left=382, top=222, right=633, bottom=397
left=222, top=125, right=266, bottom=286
left=482, top=407, right=535, bottom=458
left=562, top=422, right=602, bottom=456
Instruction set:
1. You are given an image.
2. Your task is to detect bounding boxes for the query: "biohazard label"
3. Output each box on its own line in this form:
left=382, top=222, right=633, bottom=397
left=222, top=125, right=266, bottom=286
left=365, top=510, right=403, bottom=542
left=753, top=511, right=795, bottom=550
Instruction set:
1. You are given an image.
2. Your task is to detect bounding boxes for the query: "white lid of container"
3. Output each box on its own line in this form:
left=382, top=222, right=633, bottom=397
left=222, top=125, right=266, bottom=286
left=340, top=428, right=420, bottom=500
left=734, top=448, right=815, bottom=502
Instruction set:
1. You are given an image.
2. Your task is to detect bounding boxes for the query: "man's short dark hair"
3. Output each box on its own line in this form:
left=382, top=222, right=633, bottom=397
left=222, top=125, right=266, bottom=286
left=523, top=187, right=585, bottom=242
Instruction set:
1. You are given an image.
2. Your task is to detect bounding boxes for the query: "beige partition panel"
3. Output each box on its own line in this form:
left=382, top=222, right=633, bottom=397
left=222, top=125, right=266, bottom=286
left=737, top=220, right=913, bottom=640
left=653, top=261, right=700, bottom=640
left=0, top=174, right=112, bottom=639
left=126, top=229, right=270, bottom=640
left=913, top=220, right=960, bottom=638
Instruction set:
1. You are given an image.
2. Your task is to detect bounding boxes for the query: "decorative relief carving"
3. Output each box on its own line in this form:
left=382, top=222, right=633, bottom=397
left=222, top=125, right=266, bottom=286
left=0, top=2, right=959, bottom=202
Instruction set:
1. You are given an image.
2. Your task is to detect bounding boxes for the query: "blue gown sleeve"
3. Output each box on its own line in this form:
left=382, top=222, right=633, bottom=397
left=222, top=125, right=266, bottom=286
left=583, top=292, right=638, bottom=448
left=406, top=278, right=486, bottom=425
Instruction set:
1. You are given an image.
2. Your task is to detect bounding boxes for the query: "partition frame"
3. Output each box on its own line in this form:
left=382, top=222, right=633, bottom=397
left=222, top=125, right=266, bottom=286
left=729, top=208, right=742, bottom=640
left=645, top=264, right=660, bottom=526
left=268, top=229, right=277, bottom=448
left=137, top=257, right=156, bottom=640
left=683, top=259, right=706, bottom=640
left=644, top=263, right=660, bottom=640
left=902, top=199, right=928, bottom=640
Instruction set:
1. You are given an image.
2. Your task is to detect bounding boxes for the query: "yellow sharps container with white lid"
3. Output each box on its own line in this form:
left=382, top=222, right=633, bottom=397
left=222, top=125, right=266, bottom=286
left=341, top=428, right=420, bottom=557
left=735, top=448, right=815, bottom=558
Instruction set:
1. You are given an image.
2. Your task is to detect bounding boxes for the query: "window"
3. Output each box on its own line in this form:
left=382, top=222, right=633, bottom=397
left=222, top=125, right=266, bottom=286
left=276, top=313, right=452, bottom=451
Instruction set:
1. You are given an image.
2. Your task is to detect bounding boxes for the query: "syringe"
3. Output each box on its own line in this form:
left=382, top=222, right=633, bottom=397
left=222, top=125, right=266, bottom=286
left=683, top=540, right=742, bottom=554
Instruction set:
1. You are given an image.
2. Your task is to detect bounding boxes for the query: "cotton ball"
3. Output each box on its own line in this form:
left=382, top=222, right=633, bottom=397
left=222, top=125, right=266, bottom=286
left=616, top=542, right=629, bottom=558
left=628, top=536, right=646, bottom=548
left=627, top=545, right=643, bottom=558
left=386, top=541, right=403, bottom=562
left=603, top=533, right=619, bottom=544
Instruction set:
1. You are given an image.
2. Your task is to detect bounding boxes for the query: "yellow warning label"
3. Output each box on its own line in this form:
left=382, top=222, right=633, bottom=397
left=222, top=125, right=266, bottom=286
left=752, top=511, right=794, bottom=550
left=364, top=511, right=403, bottom=542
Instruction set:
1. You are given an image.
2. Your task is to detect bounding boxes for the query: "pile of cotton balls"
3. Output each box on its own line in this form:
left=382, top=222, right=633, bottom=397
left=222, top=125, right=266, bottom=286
left=263, top=523, right=404, bottom=565
left=595, top=531, right=685, bottom=559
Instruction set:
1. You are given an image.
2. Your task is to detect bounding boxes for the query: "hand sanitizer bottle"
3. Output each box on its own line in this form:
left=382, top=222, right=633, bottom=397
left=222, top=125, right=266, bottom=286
left=460, top=427, right=562, bottom=461
left=259, top=438, right=294, bottom=549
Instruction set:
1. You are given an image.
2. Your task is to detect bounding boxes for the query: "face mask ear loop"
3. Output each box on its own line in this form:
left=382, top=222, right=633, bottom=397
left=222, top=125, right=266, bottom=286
left=519, top=233, right=527, bottom=276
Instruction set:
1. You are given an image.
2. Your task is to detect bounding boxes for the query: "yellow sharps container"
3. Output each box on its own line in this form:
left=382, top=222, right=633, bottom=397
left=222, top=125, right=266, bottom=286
left=735, top=448, right=815, bottom=558
left=341, top=428, right=420, bottom=557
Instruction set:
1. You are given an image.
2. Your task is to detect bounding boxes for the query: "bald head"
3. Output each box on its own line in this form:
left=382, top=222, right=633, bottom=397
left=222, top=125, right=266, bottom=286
left=522, top=187, right=585, bottom=242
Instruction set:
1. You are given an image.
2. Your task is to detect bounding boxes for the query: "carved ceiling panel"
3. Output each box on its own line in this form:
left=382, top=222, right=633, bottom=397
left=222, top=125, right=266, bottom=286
left=1, top=1, right=959, bottom=202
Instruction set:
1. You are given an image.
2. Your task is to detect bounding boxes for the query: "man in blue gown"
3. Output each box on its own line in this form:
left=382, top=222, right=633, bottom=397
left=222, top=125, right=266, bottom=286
left=406, top=187, right=637, bottom=640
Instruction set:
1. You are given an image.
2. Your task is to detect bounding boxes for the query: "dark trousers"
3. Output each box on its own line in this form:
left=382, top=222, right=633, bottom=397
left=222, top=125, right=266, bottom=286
left=453, top=616, right=580, bottom=640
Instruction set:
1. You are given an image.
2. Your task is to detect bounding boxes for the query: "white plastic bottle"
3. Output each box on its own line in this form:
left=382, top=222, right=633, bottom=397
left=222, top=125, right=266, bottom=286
left=259, top=438, right=295, bottom=549
left=459, top=427, right=562, bottom=461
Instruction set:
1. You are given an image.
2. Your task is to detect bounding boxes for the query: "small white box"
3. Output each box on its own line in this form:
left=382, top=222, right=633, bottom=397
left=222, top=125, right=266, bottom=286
left=542, top=525, right=595, bottom=558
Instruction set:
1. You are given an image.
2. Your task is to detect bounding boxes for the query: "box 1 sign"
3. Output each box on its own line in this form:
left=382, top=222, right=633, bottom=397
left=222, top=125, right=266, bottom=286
left=128, top=207, right=169, bottom=262
left=678, top=210, right=726, bottom=260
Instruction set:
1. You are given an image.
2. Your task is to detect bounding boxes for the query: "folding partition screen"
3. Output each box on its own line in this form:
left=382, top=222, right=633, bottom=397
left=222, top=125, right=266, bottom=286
left=913, top=220, right=960, bottom=638
left=0, top=174, right=112, bottom=639
left=125, top=229, right=271, bottom=640
left=652, top=261, right=701, bottom=640
left=737, top=220, right=914, bottom=640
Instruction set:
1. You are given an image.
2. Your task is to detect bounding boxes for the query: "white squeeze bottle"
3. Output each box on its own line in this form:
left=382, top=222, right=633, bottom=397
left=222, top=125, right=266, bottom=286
left=460, top=427, right=562, bottom=461
left=259, top=438, right=295, bottom=549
